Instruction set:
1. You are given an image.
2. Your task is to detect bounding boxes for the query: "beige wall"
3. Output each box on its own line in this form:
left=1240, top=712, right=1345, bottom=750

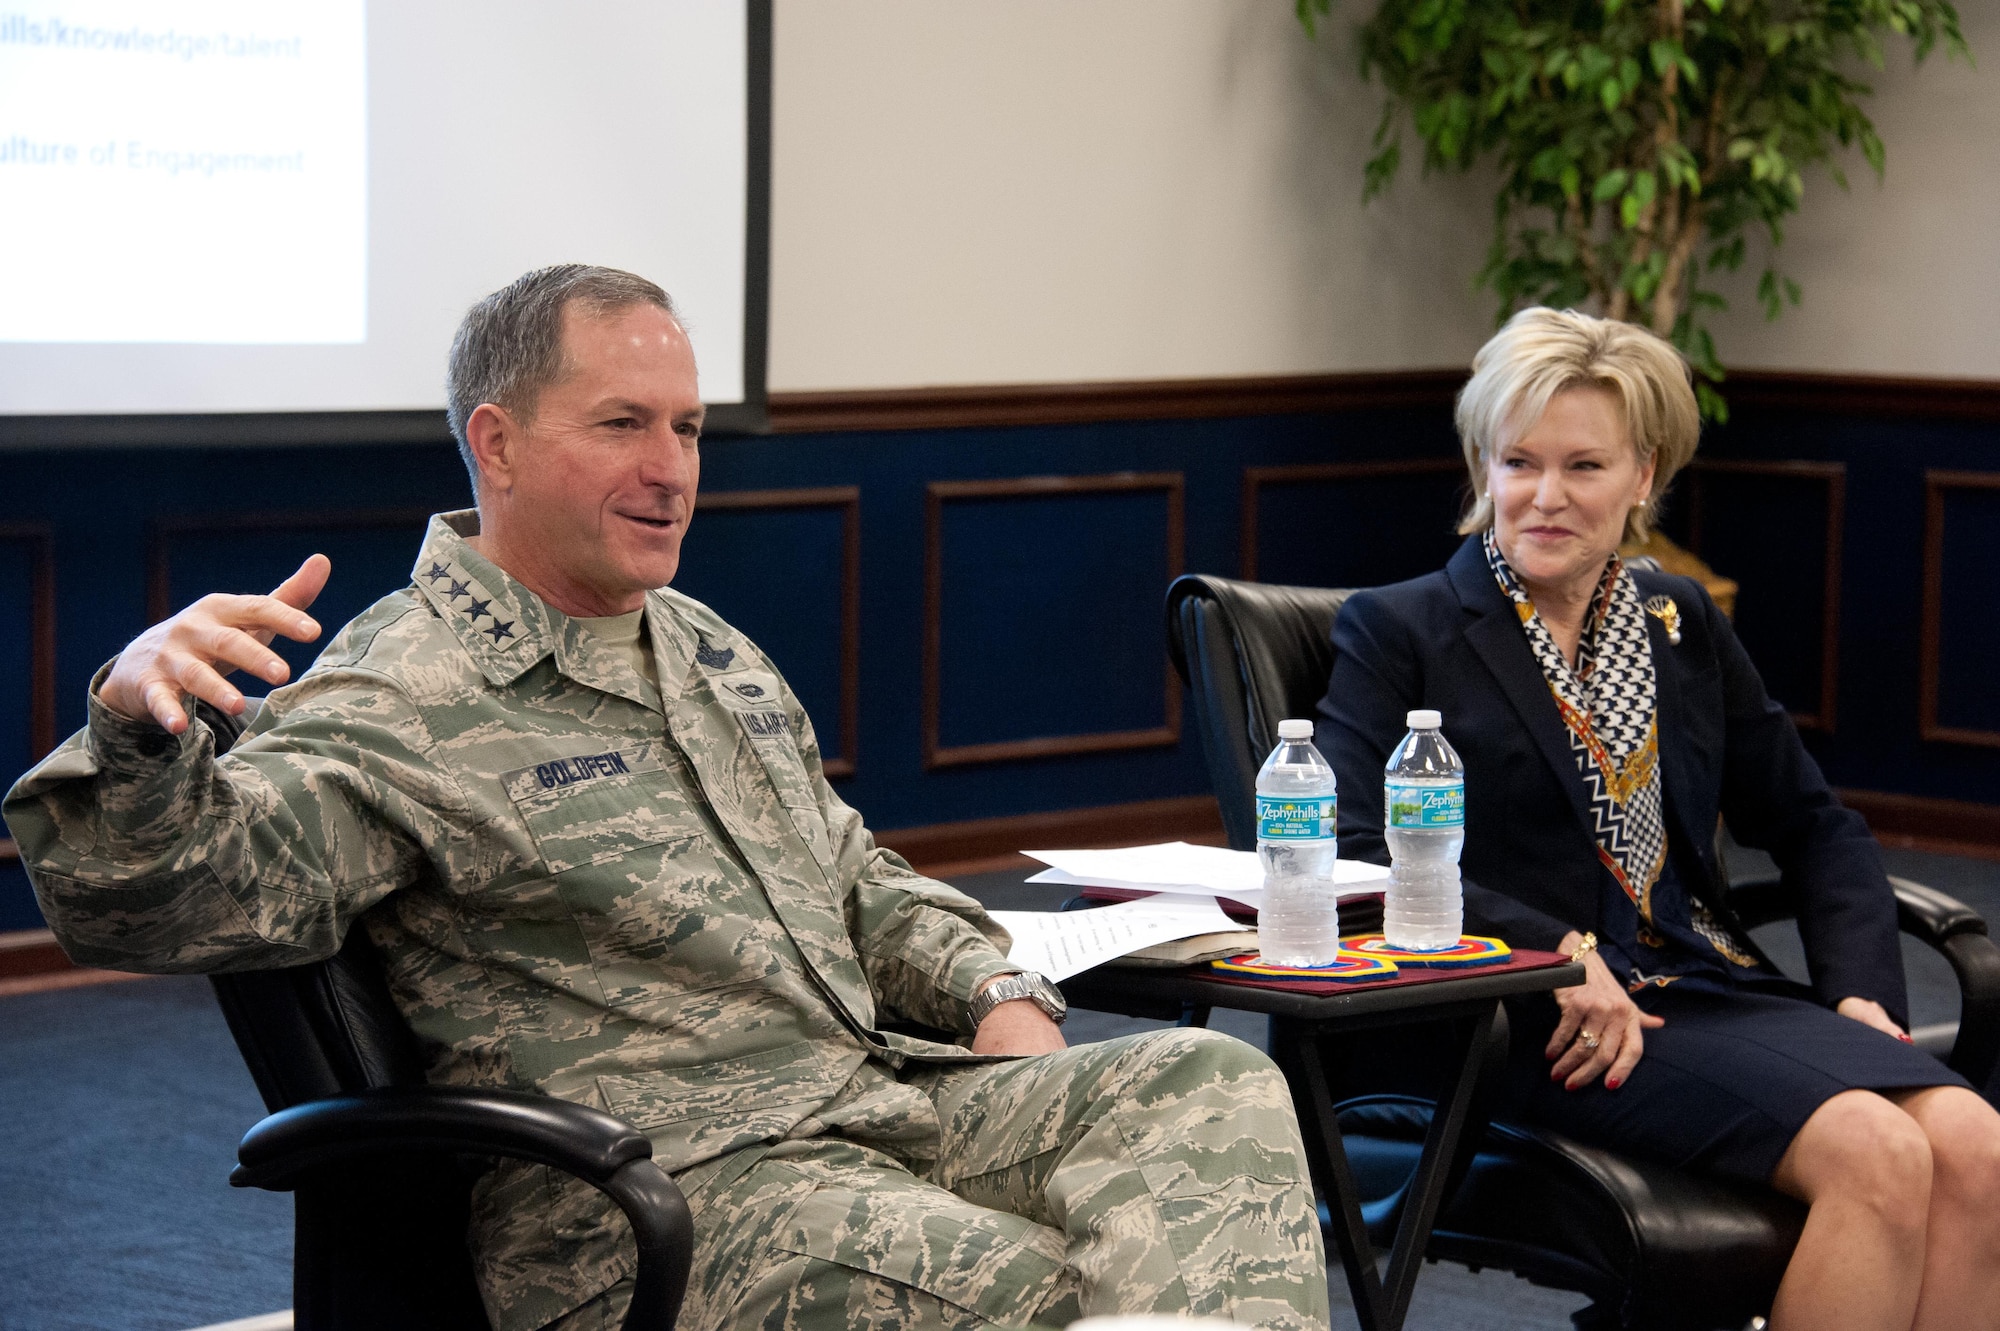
left=1704, top=5, right=1998, bottom=377
left=768, top=1, right=1995, bottom=392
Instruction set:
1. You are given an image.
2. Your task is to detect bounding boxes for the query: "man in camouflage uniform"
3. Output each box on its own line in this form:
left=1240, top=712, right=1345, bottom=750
left=4, top=266, right=1328, bottom=1331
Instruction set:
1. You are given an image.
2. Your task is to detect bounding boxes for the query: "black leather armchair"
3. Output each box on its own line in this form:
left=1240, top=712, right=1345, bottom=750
left=199, top=704, right=694, bottom=1331
left=1166, top=572, right=2000, bottom=1331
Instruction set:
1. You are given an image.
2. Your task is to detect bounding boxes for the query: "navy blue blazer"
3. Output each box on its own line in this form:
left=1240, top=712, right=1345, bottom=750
left=1315, top=535, right=1907, bottom=1025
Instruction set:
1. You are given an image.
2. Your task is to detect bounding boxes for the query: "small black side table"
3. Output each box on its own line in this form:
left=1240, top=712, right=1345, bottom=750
left=1060, top=959, right=1584, bottom=1331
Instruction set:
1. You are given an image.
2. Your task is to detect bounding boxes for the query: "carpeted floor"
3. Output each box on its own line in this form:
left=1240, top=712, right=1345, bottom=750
left=2, top=845, right=1994, bottom=1331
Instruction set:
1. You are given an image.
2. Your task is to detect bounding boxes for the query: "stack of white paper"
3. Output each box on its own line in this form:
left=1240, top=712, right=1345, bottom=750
left=1021, top=840, right=1388, bottom=906
left=988, top=894, right=1252, bottom=981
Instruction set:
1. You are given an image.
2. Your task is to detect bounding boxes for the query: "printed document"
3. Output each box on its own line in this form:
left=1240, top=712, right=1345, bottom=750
left=988, top=894, right=1251, bottom=981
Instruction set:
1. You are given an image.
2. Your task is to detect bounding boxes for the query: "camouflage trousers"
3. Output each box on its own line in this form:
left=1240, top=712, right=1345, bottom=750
left=542, top=1028, right=1329, bottom=1331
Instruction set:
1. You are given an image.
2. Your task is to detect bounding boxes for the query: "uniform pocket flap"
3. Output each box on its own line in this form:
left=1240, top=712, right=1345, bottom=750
left=505, top=747, right=707, bottom=873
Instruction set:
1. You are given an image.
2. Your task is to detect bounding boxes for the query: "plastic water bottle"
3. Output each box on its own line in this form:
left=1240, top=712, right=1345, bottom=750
left=1256, top=719, right=1342, bottom=965
left=1383, top=709, right=1466, bottom=951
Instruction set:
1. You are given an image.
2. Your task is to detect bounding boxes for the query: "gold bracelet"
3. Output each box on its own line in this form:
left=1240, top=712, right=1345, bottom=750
left=1565, top=932, right=1599, bottom=963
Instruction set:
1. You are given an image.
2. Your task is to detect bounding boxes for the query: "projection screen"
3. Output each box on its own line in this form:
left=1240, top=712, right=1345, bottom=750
left=0, top=0, right=770, bottom=440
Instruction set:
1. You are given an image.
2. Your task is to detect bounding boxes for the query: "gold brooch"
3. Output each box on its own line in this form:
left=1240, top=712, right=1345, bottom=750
left=1643, top=595, right=1682, bottom=645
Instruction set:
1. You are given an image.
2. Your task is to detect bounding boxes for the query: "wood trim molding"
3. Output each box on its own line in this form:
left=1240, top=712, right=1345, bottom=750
left=923, top=473, right=1184, bottom=769
left=1687, top=460, right=1846, bottom=733
left=767, top=368, right=2000, bottom=435
left=147, top=508, right=436, bottom=623
left=769, top=370, right=1465, bottom=434
left=698, top=486, right=862, bottom=778
left=1238, top=459, right=1465, bottom=582
left=876, top=794, right=1224, bottom=878
left=1920, top=469, right=2000, bottom=748
left=1725, top=371, right=2000, bottom=421
left=0, top=523, right=57, bottom=760
left=1838, top=788, right=2000, bottom=862
left=0, top=926, right=152, bottom=997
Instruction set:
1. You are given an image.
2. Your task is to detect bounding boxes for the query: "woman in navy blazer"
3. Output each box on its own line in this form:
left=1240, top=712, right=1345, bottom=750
left=1316, top=308, right=2000, bottom=1331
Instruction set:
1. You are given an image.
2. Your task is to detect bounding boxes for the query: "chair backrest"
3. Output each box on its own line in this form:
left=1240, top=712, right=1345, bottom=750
left=1165, top=574, right=1358, bottom=852
left=196, top=701, right=489, bottom=1331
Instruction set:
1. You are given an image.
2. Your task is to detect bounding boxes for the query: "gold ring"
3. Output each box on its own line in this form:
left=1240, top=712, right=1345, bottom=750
left=1578, top=1029, right=1601, bottom=1051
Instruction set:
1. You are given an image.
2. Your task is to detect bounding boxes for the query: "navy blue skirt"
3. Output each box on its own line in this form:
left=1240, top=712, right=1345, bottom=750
left=1499, top=982, right=1971, bottom=1185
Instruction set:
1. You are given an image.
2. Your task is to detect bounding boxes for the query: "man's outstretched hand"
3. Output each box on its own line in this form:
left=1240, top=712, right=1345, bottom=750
left=99, top=555, right=331, bottom=734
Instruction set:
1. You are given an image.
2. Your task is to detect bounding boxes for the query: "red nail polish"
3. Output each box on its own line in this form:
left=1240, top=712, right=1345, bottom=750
left=1606, top=1077, right=1622, bottom=1089
left=1898, top=1033, right=1914, bottom=1044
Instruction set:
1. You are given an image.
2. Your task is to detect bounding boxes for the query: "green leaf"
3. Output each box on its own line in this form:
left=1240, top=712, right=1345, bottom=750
left=1363, top=140, right=1403, bottom=201
left=1593, top=168, right=1630, bottom=202
left=1601, top=76, right=1623, bottom=112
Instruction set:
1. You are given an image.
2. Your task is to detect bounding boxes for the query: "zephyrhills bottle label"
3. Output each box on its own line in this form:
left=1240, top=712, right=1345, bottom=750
left=1386, top=780, right=1465, bottom=829
left=1257, top=795, right=1335, bottom=840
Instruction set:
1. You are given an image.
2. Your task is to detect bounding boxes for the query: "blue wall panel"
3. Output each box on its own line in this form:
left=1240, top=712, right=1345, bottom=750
left=1935, top=484, right=2000, bottom=736
left=0, top=540, right=31, bottom=780
left=1688, top=470, right=1835, bottom=722
left=1696, top=408, right=2000, bottom=805
left=1251, top=468, right=1466, bottom=590
left=673, top=501, right=851, bottom=766
left=159, top=518, right=433, bottom=684
left=936, top=486, right=1175, bottom=748
left=4, top=392, right=1994, bottom=933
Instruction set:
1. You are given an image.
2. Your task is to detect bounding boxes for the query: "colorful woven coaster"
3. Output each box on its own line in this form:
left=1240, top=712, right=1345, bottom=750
left=1344, top=934, right=1512, bottom=968
left=1210, top=950, right=1400, bottom=982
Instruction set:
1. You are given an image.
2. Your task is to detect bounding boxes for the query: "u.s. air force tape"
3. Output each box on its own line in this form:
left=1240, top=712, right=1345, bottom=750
left=736, top=710, right=793, bottom=741
left=501, top=746, right=665, bottom=801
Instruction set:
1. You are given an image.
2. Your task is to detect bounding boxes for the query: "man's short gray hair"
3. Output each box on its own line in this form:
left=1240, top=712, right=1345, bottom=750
left=445, top=264, right=679, bottom=487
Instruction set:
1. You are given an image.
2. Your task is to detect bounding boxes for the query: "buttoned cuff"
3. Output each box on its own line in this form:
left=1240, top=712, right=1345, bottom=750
left=952, top=954, right=1029, bottom=1032
left=82, top=659, right=197, bottom=776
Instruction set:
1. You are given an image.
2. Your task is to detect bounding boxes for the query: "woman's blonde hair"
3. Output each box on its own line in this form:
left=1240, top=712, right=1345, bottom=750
left=1454, top=307, right=1701, bottom=543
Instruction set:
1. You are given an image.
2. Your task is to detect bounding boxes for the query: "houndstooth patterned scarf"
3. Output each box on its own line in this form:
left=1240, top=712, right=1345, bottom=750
left=1485, top=530, right=1668, bottom=925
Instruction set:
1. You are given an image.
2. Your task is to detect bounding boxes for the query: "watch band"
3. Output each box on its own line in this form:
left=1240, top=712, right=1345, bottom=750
left=968, top=971, right=1068, bottom=1028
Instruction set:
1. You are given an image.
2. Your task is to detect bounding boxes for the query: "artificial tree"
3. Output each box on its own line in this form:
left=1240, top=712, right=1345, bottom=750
left=1302, top=0, right=1968, bottom=416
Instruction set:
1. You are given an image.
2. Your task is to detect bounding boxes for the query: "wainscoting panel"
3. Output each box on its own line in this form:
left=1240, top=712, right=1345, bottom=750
left=924, top=474, right=1184, bottom=768
left=1922, top=470, right=2000, bottom=747
left=1687, top=461, right=1845, bottom=732
left=150, top=510, right=436, bottom=685
left=0, top=524, right=54, bottom=773
left=0, top=524, right=54, bottom=929
left=674, top=488, right=861, bottom=776
left=1240, top=460, right=1466, bottom=588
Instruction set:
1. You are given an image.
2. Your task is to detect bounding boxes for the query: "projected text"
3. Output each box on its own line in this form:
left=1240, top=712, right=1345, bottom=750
left=0, top=2, right=366, bottom=345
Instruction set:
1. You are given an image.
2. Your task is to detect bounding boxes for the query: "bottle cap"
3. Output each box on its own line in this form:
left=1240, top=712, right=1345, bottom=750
left=1406, top=709, right=1442, bottom=730
left=1277, top=719, right=1313, bottom=740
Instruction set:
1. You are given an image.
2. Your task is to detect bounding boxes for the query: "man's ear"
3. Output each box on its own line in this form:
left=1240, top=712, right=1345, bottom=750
left=465, top=403, right=520, bottom=495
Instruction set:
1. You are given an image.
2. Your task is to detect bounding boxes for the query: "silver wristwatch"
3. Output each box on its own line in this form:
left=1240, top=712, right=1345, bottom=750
left=968, top=971, right=1068, bottom=1028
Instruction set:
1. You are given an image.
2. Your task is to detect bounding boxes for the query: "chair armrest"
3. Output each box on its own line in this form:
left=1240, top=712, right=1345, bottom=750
left=232, top=1084, right=649, bottom=1188
left=1726, top=875, right=2000, bottom=1095
left=233, top=1086, right=692, bottom=1331
left=1889, top=877, right=2000, bottom=1091
left=1890, top=876, right=1989, bottom=947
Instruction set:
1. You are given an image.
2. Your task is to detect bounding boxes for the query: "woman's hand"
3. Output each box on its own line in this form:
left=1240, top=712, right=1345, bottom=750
left=1548, top=931, right=1664, bottom=1091
left=1837, top=996, right=1913, bottom=1044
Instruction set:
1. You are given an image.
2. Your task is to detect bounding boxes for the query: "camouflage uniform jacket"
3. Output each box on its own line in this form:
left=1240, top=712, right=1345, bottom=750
left=3, top=511, right=1023, bottom=1331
